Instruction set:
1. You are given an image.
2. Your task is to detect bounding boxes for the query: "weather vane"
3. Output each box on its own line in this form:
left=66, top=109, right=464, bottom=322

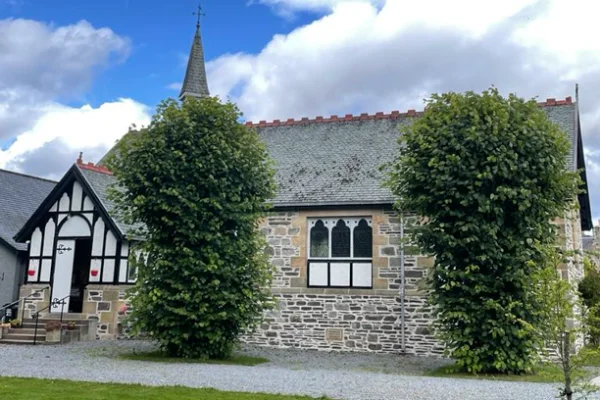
left=193, top=2, right=205, bottom=29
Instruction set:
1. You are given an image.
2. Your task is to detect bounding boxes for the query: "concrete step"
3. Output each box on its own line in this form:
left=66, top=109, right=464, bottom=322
left=7, top=328, right=41, bottom=335
left=0, top=339, right=40, bottom=345
left=21, top=320, right=88, bottom=329
left=41, top=313, right=88, bottom=320
left=3, top=332, right=46, bottom=341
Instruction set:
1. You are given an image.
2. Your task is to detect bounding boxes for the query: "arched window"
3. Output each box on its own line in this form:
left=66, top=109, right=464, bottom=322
left=331, top=219, right=350, bottom=257
left=310, top=220, right=329, bottom=258
left=307, top=217, right=373, bottom=288
left=353, top=219, right=372, bottom=258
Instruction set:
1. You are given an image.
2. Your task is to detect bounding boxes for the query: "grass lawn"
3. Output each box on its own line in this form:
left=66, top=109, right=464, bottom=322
left=425, top=363, right=575, bottom=383
left=426, top=347, right=600, bottom=383
left=0, top=377, right=327, bottom=400
left=119, top=350, right=269, bottom=366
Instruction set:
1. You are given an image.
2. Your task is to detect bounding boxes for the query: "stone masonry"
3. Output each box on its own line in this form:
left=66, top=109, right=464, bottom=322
left=83, top=284, right=133, bottom=339
left=242, top=208, right=443, bottom=355
left=17, top=284, right=50, bottom=320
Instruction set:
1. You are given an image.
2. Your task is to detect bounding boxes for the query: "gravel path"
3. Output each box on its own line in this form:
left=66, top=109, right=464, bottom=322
left=0, top=341, right=591, bottom=399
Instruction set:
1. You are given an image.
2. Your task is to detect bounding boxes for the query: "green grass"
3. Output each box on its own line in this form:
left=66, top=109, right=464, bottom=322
left=0, top=377, right=326, bottom=400
left=426, top=363, right=589, bottom=383
left=119, top=350, right=269, bottom=366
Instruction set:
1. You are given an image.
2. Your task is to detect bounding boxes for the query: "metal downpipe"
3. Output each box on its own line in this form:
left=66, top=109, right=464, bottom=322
left=400, top=211, right=406, bottom=354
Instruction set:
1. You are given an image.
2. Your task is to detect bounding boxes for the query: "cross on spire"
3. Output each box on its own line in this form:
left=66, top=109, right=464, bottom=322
left=193, top=3, right=205, bottom=30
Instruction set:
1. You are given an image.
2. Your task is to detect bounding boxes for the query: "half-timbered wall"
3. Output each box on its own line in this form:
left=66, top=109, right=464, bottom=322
left=25, top=179, right=135, bottom=285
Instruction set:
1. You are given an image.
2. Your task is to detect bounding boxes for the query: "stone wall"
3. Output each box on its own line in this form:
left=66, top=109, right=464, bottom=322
left=83, top=284, right=133, bottom=339
left=242, top=208, right=441, bottom=355
left=17, top=284, right=50, bottom=320
left=244, top=293, right=443, bottom=355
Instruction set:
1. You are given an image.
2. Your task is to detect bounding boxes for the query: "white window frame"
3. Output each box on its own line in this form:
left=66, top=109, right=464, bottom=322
left=307, top=217, right=373, bottom=288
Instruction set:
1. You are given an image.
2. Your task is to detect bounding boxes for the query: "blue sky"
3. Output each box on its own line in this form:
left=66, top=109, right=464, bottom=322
left=0, top=0, right=316, bottom=110
left=0, top=0, right=599, bottom=223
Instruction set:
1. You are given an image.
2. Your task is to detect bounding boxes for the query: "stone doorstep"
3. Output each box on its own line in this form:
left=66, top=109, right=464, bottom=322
left=0, top=318, right=96, bottom=344
left=42, top=313, right=88, bottom=320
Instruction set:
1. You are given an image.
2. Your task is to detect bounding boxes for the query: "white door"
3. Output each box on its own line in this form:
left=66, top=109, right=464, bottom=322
left=52, top=239, right=75, bottom=312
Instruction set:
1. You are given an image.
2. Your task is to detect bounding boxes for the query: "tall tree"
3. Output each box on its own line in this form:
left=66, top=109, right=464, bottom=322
left=106, top=97, right=276, bottom=359
left=385, top=88, right=580, bottom=373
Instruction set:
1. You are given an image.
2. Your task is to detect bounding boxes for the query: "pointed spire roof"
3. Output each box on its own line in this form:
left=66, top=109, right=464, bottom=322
left=179, top=22, right=210, bottom=100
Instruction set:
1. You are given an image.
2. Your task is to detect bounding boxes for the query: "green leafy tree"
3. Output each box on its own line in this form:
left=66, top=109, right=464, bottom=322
left=537, top=247, right=599, bottom=400
left=106, top=96, right=276, bottom=359
left=385, top=88, right=580, bottom=373
left=578, top=256, right=600, bottom=347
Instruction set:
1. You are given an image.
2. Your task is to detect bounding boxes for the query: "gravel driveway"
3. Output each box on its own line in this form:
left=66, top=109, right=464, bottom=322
left=0, top=341, right=590, bottom=399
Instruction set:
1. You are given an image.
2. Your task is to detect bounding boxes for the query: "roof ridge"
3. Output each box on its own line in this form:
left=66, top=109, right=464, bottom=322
left=245, top=109, right=422, bottom=128
left=245, top=97, right=574, bottom=128
left=76, top=157, right=113, bottom=176
left=0, top=168, right=58, bottom=184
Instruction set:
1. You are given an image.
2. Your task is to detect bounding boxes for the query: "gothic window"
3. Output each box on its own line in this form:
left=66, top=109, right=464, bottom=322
left=310, top=220, right=329, bottom=258
left=353, top=219, right=372, bottom=258
left=307, top=217, right=373, bottom=288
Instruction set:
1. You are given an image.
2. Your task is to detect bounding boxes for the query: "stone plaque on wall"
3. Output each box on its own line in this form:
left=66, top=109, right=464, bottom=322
left=325, top=328, right=344, bottom=341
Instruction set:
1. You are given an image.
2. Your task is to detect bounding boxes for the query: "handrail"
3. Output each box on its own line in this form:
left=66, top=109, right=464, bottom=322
left=32, top=294, right=70, bottom=345
left=0, top=286, right=49, bottom=323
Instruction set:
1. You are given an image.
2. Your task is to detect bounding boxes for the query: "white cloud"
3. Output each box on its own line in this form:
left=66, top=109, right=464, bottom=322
left=0, top=99, right=151, bottom=178
left=212, top=0, right=600, bottom=222
left=0, top=18, right=131, bottom=142
left=0, top=18, right=149, bottom=180
left=255, top=0, right=382, bottom=15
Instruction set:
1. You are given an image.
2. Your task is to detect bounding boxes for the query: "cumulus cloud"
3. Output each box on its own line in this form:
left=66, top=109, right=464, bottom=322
left=0, top=19, right=131, bottom=141
left=208, top=0, right=600, bottom=222
left=1, top=99, right=151, bottom=179
left=0, top=18, right=150, bottom=180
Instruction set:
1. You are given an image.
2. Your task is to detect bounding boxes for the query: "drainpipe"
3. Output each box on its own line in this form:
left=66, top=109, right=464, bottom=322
left=400, top=211, right=406, bottom=354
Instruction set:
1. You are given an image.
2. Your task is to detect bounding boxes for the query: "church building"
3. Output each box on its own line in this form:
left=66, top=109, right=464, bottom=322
left=3, top=20, right=592, bottom=353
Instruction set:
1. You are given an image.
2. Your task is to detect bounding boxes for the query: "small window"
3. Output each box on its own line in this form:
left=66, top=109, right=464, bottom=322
left=307, top=217, right=373, bottom=288
left=310, top=220, right=329, bottom=258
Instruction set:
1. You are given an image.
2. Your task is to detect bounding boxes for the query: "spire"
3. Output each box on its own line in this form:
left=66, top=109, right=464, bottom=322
left=179, top=4, right=209, bottom=100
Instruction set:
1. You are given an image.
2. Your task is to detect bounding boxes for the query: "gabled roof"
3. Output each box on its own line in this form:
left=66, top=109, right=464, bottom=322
left=247, top=97, right=592, bottom=230
left=247, top=98, right=582, bottom=205
left=76, top=164, right=143, bottom=239
left=179, top=24, right=210, bottom=99
left=0, top=169, right=56, bottom=251
left=14, top=162, right=141, bottom=245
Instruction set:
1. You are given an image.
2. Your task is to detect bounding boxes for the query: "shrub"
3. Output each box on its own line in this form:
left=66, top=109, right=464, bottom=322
left=107, top=96, right=276, bottom=359
left=385, top=88, right=580, bottom=373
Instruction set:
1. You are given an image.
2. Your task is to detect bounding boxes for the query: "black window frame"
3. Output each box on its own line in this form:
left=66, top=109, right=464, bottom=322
left=307, top=217, right=373, bottom=289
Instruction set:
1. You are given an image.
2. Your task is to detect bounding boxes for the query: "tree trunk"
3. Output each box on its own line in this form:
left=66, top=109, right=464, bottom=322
left=563, top=332, right=573, bottom=400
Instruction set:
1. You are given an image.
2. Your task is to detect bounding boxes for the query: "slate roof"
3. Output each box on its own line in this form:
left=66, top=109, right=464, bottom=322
left=0, top=169, right=55, bottom=251
left=77, top=165, right=143, bottom=239
left=179, top=25, right=209, bottom=99
left=251, top=98, right=580, bottom=208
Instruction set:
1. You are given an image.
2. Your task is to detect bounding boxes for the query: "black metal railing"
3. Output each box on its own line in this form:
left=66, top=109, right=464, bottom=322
left=0, top=286, right=49, bottom=323
left=32, top=295, right=70, bottom=345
